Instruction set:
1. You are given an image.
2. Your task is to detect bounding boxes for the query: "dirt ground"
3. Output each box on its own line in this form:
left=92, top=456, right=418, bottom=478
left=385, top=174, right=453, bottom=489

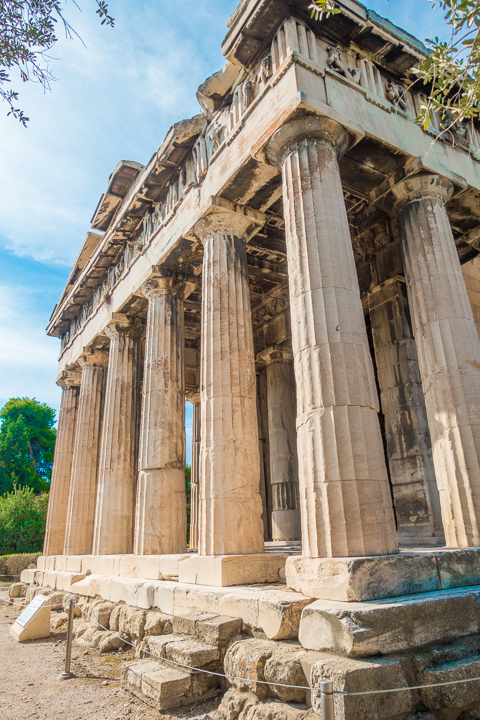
left=0, top=588, right=221, bottom=720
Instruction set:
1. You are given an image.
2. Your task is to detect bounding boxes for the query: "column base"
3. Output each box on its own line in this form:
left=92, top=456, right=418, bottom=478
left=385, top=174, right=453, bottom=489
left=178, top=553, right=288, bottom=587
left=271, top=509, right=301, bottom=541
left=286, top=547, right=480, bottom=602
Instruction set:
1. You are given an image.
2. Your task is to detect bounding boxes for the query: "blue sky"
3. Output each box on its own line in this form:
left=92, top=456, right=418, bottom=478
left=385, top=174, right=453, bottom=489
left=0, top=0, right=451, bottom=461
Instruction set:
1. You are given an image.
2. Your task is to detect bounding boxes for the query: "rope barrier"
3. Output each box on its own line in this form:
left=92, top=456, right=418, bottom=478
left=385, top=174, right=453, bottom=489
left=75, top=604, right=480, bottom=697
left=77, top=604, right=313, bottom=691
left=3, top=594, right=480, bottom=699
left=0, top=595, right=64, bottom=609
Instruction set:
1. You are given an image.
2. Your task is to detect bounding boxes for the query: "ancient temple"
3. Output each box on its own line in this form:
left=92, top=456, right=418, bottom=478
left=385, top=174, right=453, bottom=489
left=25, top=1, right=480, bottom=716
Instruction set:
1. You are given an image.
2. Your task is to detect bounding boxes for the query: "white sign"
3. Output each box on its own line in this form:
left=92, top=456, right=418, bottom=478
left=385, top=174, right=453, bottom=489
left=16, top=595, right=49, bottom=627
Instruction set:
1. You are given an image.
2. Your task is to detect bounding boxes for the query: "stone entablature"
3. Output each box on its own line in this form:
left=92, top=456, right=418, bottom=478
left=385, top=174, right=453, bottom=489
left=49, top=7, right=480, bottom=363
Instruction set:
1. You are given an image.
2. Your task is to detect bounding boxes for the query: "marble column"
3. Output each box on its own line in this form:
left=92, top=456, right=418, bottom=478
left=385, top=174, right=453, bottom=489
left=268, top=115, right=398, bottom=558
left=393, top=174, right=480, bottom=547
left=64, top=349, right=108, bottom=556
left=189, top=392, right=201, bottom=550
left=92, top=315, right=141, bottom=556
left=368, top=278, right=444, bottom=546
left=256, top=373, right=270, bottom=541
left=134, top=274, right=188, bottom=555
left=258, top=346, right=300, bottom=540
left=194, top=205, right=265, bottom=556
left=43, top=369, right=81, bottom=556
left=257, top=368, right=273, bottom=540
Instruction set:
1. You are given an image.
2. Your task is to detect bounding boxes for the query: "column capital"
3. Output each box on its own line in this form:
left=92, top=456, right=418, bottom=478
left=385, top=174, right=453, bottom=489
left=186, top=389, right=201, bottom=404
left=194, top=196, right=265, bottom=244
left=78, top=348, right=109, bottom=368
left=56, top=368, right=82, bottom=389
left=256, top=345, right=294, bottom=367
left=104, top=313, right=143, bottom=340
left=141, top=270, right=194, bottom=301
left=267, top=115, right=349, bottom=168
left=391, top=174, right=454, bottom=211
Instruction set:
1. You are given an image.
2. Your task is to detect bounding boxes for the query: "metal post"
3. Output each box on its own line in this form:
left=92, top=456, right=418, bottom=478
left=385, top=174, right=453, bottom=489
left=58, top=599, right=75, bottom=680
left=320, top=680, right=335, bottom=720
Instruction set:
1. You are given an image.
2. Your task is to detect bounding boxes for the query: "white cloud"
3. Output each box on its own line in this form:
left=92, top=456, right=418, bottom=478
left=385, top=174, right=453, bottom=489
left=0, top=285, right=61, bottom=410
left=0, top=0, right=233, bottom=267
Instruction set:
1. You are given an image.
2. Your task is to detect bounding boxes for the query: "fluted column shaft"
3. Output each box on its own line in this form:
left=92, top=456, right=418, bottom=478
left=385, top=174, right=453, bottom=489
left=368, top=278, right=444, bottom=545
left=259, top=346, right=300, bottom=540
left=134, top=276, right=187, bottom=555
left=64, top=350, right=108, bottom=555
left=194, top=207, right=265, bottom=556
left=190, top=393, right=201, bottom=550
left=394, top=174, right=480, bottom=547
left=268, top=116, right=398, bottom=558
left=43, top=370, right=81, bottom=556
left=93, top=316, right=141, bottom=556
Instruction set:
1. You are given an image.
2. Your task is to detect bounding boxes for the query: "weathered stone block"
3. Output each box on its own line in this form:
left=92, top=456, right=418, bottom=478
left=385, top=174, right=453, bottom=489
left=310, top=656, right=413, bottom=720
left=219, top=687, right=257, bottom=720
left=8, top=583, right=27, bottom=598
left=418, top=656, right=480, bottom=711
left=196, top=615, right=243, bottom=645
left=257, top=593, right=312, bottom=640
left=178, top=554, right=287, bottom=587
left=20, top=570, right=35, bottom=584
left=147, top=634, right=190, bottom=658
left=264, top=646, right=308, bottom=703
left=145, top=611, right=171, bottom=636
left=109, top=603, right=125, bottom=632
left=437, top=550, right=480, bottom=591
left=299, top=587, right=480, bottom=657
left=286, top=554, right=440, bottom=602
left=121, top=659, right=203, bottom=711
left=172, top=611, right=218, bottom=637
left=98, top=631, right=127, bottom=653
left=119, top=554, right=190, bottom=581
left=74, top=621, right=90, bottom=639
left=224, top=639, right=278, bottom=699
left=89, top=601, right=114, bottom=630
left=51, top=612, right=69, bottom=629
left=118, top=607, right=146, bottom=640
left=165, top=639, right=220, bottom=668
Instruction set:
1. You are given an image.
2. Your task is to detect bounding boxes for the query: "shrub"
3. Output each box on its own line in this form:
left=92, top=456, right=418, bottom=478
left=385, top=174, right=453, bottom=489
left=0, top=486, right=48, bottom=556
left=0, top=553, right=41, bottom=581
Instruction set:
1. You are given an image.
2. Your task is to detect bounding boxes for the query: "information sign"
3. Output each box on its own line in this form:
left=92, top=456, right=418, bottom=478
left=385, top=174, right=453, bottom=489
left=10, top=594, right=51, bottom=642
left=16, top=595, right=46, bottom=627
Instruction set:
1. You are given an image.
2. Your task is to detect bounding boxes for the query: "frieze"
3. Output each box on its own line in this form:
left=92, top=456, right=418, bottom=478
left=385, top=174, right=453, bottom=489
left=59, top=12, right=480, bottom=357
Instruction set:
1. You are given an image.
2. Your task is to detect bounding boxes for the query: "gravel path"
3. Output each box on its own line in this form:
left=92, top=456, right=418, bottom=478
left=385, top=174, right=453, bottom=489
left=0, top=589, right=220, bottom=720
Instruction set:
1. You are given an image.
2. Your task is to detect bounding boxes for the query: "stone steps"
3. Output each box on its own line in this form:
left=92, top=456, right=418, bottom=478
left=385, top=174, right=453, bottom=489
left=121, top=658, right=220, bottom=712
left=121, top=610, right=243, bottom=710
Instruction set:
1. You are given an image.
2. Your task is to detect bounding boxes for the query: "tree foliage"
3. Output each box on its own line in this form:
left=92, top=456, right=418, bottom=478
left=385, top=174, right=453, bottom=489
left=0, top=0, right=114, bottom=125
left=310, top=0, right=480, bottom=133
left=0, top=486, right=48, bottom=555
left=0, top=397, right=56, bottom=496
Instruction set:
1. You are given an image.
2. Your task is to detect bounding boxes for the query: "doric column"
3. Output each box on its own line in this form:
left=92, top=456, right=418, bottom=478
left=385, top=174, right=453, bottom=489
left=189, top=391, right=201, bottom=550
left=134, top=274, right=188, bottom=555
left=194, top=201, right=265, bottom=556
left=64, top=349, right=108, bottom=556
left=43, top=369, right=82, bottom=556
left=256, top=372, right=270, bottom=541
left=92, top=315, right=141, bottom=556
left=257, top=368, right=273, bottom=540
left=257, top=346, right=300, bottom=541
left=368, top=278, right=444, bottom=545
left=393, top=174, right=480, bottom=547
left=268, top=115, right=398, bottom=558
